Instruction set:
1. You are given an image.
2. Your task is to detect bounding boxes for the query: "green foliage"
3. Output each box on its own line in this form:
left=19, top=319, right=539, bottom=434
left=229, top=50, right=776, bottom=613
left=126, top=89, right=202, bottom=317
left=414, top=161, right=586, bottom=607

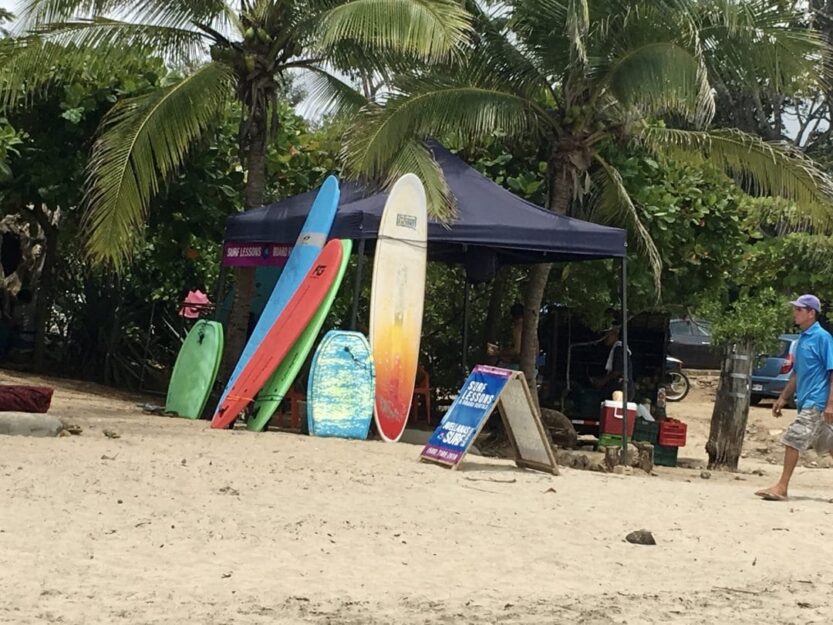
left=691, top=195, right=833, bottom=345
left=698, top=287, right=788, bottom=352
left=1, top=56, right=166, bottom=217
left=547, top=151, right=753, bottom=325
left=0, top=33, right=350, bottom=383
left=738, top=225, right=833, bottom=306
left=82, top=61, right=235, bottom=270
left=345, top=0, right=833, bottom=297
left=457, top=134, right=548, bottom=206
left=0, top=119, right=22, bottom=180
left=2, top=0, right=471, bottom=267
left=610, top=152, right=749, bottom=311
left=264, top=106, right=344, bottom=200
left=34, top=96, right=341, bottom=385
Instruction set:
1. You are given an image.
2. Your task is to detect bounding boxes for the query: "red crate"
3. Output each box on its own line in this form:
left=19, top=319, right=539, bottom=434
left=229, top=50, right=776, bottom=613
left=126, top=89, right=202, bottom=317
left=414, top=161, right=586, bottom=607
left=658, top=419, right=687, bottom=447
left=599, top=401, right=636, bottom=437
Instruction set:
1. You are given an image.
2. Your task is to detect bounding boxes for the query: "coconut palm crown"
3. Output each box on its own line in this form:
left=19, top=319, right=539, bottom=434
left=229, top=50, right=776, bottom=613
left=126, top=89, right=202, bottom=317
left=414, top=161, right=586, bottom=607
left=343, top=0, right=833, bottom=396
left=1, top=0, right=471, bottom=268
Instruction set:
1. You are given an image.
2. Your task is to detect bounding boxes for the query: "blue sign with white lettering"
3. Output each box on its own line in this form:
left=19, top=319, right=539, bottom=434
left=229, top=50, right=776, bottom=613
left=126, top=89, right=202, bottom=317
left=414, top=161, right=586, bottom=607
left=420, top=365, right=512, bottom=466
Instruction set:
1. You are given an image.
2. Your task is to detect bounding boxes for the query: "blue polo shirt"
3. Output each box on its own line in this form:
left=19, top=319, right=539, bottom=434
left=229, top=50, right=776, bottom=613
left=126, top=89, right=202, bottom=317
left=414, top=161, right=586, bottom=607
left=794, top=321, right=833, bottom=410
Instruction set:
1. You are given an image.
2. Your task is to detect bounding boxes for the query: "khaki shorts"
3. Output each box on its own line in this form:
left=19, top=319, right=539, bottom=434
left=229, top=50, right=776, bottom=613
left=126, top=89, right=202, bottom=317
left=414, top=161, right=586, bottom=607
left=782, top=406, right=830, bottom=452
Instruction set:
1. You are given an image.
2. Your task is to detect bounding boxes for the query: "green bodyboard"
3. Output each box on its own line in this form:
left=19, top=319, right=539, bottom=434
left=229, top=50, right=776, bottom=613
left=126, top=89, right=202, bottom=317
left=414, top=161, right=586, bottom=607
left=246, top=239, right=352, bottom=432
left=166, top=319, right=224, bottom=419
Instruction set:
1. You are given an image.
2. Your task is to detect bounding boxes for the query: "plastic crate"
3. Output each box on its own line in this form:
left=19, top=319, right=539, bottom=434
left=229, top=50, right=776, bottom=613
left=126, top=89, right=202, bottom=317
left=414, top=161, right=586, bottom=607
left=597, top=433, right=622, bottom=449
left=654, top=443, right=679, bottom=467
left=658, top=419, right=687, bottom=447
left=633, top=418, right=659, bottom=444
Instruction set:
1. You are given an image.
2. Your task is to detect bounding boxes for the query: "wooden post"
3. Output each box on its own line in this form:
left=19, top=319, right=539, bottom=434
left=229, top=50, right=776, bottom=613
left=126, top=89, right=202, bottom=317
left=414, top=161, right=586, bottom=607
left=706, top=340, right=753, bottom=470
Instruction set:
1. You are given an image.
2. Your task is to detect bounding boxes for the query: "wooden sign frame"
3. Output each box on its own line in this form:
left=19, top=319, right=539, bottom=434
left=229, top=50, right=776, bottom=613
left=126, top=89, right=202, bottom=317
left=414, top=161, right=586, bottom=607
left=496, top=372, right=559, bottom=474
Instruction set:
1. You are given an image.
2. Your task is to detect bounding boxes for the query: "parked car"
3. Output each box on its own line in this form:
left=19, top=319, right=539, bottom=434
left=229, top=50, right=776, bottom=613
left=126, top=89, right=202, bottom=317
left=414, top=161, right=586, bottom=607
left=668, top=318, right=723, bottom=370
left=750, top=334, right=799, bottom=406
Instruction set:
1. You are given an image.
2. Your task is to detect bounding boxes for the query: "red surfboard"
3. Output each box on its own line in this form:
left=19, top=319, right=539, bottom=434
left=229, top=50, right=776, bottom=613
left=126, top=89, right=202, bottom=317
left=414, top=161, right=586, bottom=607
left=211, top=240, right=344, bottom=429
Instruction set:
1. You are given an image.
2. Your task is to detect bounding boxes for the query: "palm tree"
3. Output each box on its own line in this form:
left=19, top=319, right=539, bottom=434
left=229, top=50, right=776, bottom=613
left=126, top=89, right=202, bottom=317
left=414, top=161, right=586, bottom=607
left=1, top=0, right=470, bottom=378
left=344, top=0, right=833, bottom=403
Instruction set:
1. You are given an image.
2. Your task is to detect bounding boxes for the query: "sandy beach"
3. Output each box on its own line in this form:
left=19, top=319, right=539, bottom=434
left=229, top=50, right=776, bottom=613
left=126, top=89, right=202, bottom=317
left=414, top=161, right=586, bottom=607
left=1, top=369, right=832, bottom=624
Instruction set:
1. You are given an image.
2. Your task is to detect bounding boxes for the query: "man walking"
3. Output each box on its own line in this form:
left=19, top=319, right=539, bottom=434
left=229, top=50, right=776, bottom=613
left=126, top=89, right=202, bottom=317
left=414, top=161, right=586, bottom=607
left=755, top=294, right=833, bottom=501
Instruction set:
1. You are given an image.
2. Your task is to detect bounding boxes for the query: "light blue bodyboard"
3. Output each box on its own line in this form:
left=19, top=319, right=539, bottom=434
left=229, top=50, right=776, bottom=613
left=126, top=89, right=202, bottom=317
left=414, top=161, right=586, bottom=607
left=218, top=176, right=340, bottom=407
left=308, top=330, right=375, bottom=439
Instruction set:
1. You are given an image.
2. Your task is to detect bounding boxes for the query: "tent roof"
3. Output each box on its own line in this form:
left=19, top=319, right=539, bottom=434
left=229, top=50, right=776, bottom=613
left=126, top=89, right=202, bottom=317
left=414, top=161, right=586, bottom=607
left=223, top=143, right=625, bottom=265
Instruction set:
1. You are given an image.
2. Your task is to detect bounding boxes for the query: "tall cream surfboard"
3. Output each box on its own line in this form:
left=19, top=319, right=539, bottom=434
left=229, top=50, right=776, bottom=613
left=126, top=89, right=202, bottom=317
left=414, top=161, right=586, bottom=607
left=369, top=174, right=428, bottom=442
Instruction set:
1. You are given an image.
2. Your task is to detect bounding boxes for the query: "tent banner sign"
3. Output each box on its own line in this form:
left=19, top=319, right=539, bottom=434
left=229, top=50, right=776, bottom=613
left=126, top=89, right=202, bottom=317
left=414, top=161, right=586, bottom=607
left=223, top=242, right=293, bottom=267
left=420, top=365, right=511, bottom=467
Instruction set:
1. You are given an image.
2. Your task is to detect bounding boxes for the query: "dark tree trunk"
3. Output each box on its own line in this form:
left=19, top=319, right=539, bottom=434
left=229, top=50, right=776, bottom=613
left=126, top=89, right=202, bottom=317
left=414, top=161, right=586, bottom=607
left=518, top=156, right=571, bottom=407
left=32, top=214, right=58, bottom=371
left=706, top=340, right=753, bottom=470
left=218, top=102, right=268, bottom=384
left=219, top=267, right=255, bottom=383
left=482, top=266, right=508, bottom=348
left=103, top=283, right=124, bottom=386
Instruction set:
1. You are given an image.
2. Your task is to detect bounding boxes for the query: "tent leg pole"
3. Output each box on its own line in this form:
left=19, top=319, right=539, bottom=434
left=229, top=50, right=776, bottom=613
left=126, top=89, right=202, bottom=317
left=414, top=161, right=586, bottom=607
left=349, top=238, right=366, bottom=331
left=620, top=249, right=629, bottom=465
left=462, top=279, right=470, bottom=375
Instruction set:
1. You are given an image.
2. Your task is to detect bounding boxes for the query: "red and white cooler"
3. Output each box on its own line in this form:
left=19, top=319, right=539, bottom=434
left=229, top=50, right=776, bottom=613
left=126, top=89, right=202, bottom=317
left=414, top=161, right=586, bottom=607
left=599, top=400, right=637, bottom=437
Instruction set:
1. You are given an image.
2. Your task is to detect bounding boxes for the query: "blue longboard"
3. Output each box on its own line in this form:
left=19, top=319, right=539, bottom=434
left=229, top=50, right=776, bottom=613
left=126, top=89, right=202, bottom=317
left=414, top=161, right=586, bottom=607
left=218, top=176, right=340, bottom=407
left=307, top=330, right=375, bottom=439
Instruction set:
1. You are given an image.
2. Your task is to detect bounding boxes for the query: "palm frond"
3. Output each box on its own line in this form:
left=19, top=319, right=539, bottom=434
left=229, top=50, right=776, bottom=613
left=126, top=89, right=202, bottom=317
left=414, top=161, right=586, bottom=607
left=590, top=153, right=662, bottom=294
left=313, top=0, right=471, bottom=63
left=18, top=0, right=231, bottom=31
left=508, top=0, right=571, bottom=75
left=32, top=18, right=208, bottom=64
left=641, top=126, right=833, bottom=228
left=464, top=0, right=554, bottom=100
left=82, top=61, right=233, bottom=269
left=290, top=62, right=368, bottom=116
left=566, top=0, right=589, bottom=66
left=699, top=0, right=826, bottom=92
left=597, top=41, right=714, bottom=128
left=0, top=36, right=158, bottom=110
left=17, top=0, right=119, bottom=27
left=343, top=83, right=549, bottom=182
left=247, top=0, right=295, bottom=33
left=381, top=139, right=454, bottom=219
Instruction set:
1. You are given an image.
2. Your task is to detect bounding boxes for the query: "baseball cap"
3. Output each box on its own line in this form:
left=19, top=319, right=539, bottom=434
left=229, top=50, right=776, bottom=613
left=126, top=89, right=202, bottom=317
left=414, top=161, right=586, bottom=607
left=789, top=294, right=821, bottom=313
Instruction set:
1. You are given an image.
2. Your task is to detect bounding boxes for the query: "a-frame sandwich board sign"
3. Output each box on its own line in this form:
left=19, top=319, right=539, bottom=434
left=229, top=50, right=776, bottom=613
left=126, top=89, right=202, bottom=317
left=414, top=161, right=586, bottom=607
left=419, top=365, right=558, bottom=474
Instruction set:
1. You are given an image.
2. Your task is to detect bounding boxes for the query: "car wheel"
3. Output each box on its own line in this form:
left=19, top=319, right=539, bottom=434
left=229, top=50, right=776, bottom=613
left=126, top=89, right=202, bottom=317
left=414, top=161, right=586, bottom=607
left=750, top=394, right=762, bottom=406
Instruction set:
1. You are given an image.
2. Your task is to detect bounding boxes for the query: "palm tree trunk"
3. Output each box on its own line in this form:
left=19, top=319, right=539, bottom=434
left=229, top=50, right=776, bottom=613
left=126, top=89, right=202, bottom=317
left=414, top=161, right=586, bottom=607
left=518, top=158, right=572, bottom=409
left=244, top=105, right=268, bottom=210
left=520, top=263, right=551, bottom=411
left=706, top=340, right=753, bottom=470
left=218, top=105, right=268, bottom=385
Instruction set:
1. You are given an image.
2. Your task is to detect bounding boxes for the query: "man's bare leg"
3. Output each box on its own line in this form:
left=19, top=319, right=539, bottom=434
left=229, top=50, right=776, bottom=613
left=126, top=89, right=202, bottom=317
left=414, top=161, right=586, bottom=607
left=756, top=446, right=800, bottom=499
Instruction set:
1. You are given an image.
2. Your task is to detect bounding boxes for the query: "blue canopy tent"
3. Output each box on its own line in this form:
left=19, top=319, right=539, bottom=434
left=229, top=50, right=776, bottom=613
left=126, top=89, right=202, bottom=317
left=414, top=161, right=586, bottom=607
left=224, top=143, right=625, bottom=265
left=223, top=143, right=633, bottom=451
